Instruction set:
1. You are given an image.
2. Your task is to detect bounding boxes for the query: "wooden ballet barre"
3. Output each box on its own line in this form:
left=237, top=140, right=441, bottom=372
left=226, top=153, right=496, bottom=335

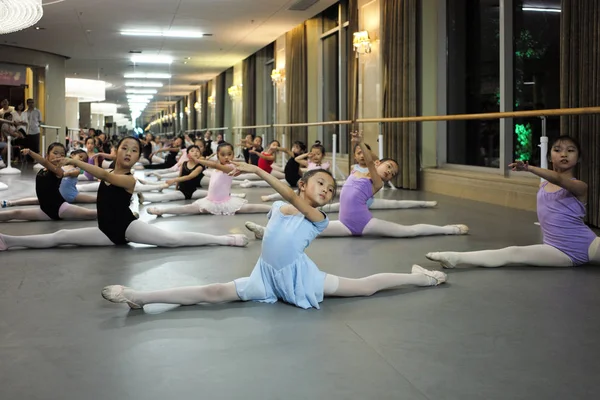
left=273, top=120, right=353, bottom=128
left=40, top=124, right=62, bottom=130
left=356, top=106, right=600, bottom=124
left=232, top=124, right=272, bottom=130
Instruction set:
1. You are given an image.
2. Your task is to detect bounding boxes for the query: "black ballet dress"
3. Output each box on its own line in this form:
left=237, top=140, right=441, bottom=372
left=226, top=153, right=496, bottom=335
left=284, top=158, right=302, bottom=188
left=97, top=172, right=137, bottom=245
left=177, top=163, right=204, bottom=199
left=36, top=169, right=66, bottom=220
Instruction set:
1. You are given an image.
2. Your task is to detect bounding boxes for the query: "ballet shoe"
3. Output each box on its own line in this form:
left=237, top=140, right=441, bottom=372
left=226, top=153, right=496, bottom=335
left=137, top=192, right=145, bottom=204
left=424, top=201, right=438, bottom=208
left=260, top=196, right=271, bottom=202
left=231, top=193, right=246, bottom=198
left=228, top=234, right=249, bottom=247
left=447, top=224, right=469, bottom=235
left=147, top=207, right=163, bottom=217
left=101, top=285, right=142, bottom=309
left=244, top=221, right=265, bottom=240
left=411, top=264, right=447, bottom=285
left=425, top=252, right=457, bottom=269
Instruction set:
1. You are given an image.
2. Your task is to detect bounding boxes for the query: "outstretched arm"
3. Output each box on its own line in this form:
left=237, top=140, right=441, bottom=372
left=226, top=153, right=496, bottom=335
left=509, top=161, right=588, bottom=198
left=165, top=165, right=204, bottom=186
left=294, top=152, right=310, bottom=167
left=21, top=149, right=64, bottom=177
left=190, top=155, right=235, bottom=174
left=231, top=162, right=325, bottom=222
left=64, top=158, right=136, bottom=192
left=353, top=132, right=383, bottom=193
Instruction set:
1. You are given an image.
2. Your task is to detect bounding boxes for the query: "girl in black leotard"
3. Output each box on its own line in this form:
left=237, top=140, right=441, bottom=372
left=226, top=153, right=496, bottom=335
left=0, top=137, right=249, bottom=250
left=0, top=143, right=97, bottom=222
left=137, top=145, right=210, bottom=204
left=143, top=136, right=184, bottom=170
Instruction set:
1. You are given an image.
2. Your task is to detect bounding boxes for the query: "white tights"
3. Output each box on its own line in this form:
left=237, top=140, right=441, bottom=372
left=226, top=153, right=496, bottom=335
left=427, top=237, right=600, bottom=268
left=321, top=199, right=435, bottom=213
left=117, top=271, right=436, bottom=306
left=319, top=218, right=463, bottom=237
left=0, top=220, right=237, bottom=250
left=77, top=181, right=166, bottom=193
left=150, top=203, right=272, bottom=216
left=0, top=202, right=96, bottom=222
left=140, top=189, right=208, bottom=203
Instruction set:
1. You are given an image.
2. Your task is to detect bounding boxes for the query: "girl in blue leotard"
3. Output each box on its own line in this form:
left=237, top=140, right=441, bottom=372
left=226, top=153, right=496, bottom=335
left=102, top=161, right=447, bottom=311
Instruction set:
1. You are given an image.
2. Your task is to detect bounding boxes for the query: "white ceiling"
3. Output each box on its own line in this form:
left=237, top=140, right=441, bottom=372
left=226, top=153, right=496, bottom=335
left=2, top=0, right=337, bottom=123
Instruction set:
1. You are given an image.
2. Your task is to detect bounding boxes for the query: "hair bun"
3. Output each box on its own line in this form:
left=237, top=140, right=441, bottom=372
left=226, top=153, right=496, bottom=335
left=314, top=140, right=321, bottom=145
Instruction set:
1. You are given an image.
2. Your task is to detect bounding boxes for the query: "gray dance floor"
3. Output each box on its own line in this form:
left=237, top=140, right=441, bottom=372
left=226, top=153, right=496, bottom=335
left=1, top=168, right=599, bottom=400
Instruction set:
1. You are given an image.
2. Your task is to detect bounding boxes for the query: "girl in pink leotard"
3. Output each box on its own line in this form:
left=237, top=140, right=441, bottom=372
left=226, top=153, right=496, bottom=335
left=245, top=132, right=468, bottom=240
left=147, top=142, right=272, bottom=217
left=295, top=141, right=331, bottom=172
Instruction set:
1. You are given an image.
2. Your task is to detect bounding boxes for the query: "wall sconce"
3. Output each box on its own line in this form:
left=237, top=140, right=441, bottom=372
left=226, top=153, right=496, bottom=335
left=171, top=112, right=176, bottom=118
left=227, top=84, right=243, bottom=100
left=353, top=31, right=372, bottom=56
left=271, top=69, right=285, bottom=86
left=208, top=96, right=215, bottom=106
left=194, top=101, right=200, bottom=110
left=185, top=106, right=190, bottom=114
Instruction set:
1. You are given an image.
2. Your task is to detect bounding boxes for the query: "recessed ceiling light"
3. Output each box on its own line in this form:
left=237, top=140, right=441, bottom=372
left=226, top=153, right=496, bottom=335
left=130, top=55, right=173, bottom=64
left=183, top=62, right=188, bottom=64
left=522, top=7, right=560, bottom=12
left=123, top=73, right=172, bottom=79
left=185, top=57, right=191, bottom=60
left=35, top=27, right=45, bottom=30
left=126, top=89, right=157, bottom=94
left=121, top=30, right=205, bottom=38
left=125, top=81, right=163, bottom=88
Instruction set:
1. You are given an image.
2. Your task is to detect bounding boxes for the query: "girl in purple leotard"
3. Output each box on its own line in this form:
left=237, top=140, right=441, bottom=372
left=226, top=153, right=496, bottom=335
left=426, top=135, right=600, bottom=268
left=245, top=132, right=468, bottom=239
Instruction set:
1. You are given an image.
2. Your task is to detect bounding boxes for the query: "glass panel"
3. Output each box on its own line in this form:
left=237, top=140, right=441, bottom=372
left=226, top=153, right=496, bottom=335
left=513, top=0, right=561, bottom=165
left=447, top=0, right=500, bottom=167
left=322, top=3, right=339, bottom=32
left=322, top=33, right=339, bottom=153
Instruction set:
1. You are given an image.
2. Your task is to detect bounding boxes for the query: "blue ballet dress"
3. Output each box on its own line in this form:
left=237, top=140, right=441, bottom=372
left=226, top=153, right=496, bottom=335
left=234, top=201, right=329, bottom=309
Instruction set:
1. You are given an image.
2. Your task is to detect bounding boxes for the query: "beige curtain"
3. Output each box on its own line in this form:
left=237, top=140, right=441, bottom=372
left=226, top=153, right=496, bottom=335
left=285, top=23, right=307, bottom=144
left=381, top=0, right=419, bottom=189
left=242, top=54, right=256, bottom=127
left=560, top=0, right=600, bottom=227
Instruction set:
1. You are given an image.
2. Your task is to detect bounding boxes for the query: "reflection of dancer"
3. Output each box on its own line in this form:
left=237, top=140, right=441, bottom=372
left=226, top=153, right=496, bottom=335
left=0, top=144, right=97, bottom=221
left=427, top=135, right=600, bottom=268
left=147, top=142, right=270, bottom=217
left=0, top=137, right=248, bottom=251
left=102, top=163, right=446, bottom=311
left=246, top=132, right=465, bottom=239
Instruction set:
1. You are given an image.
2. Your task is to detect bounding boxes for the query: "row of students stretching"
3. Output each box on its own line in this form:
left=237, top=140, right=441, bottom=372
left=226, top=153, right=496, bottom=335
left=101, top=134, right=600, bottom=312
left=259, top=140, right=437, bottom=211
left=0, top=136, right=249, bottom=250
left=0, top=144, right=97, bottom=221
left=1, top=149, right=98, bottom=210
left=246, top=132, right=465, bottom=239
left=237, top=140, right=330, bottom=188
left=146, top=142, right=270, bottom=216
left=101, top=158, right=447, bottom=310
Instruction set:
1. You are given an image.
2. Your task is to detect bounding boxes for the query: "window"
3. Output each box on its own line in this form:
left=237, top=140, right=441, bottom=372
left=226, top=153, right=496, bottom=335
left=319, top=1, right=348, bottom=157
left=447, top=0, right=500, bottom=167
left=322, top=4, right=339, bottom=32
left=512, top=0, right=561, bottom=165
